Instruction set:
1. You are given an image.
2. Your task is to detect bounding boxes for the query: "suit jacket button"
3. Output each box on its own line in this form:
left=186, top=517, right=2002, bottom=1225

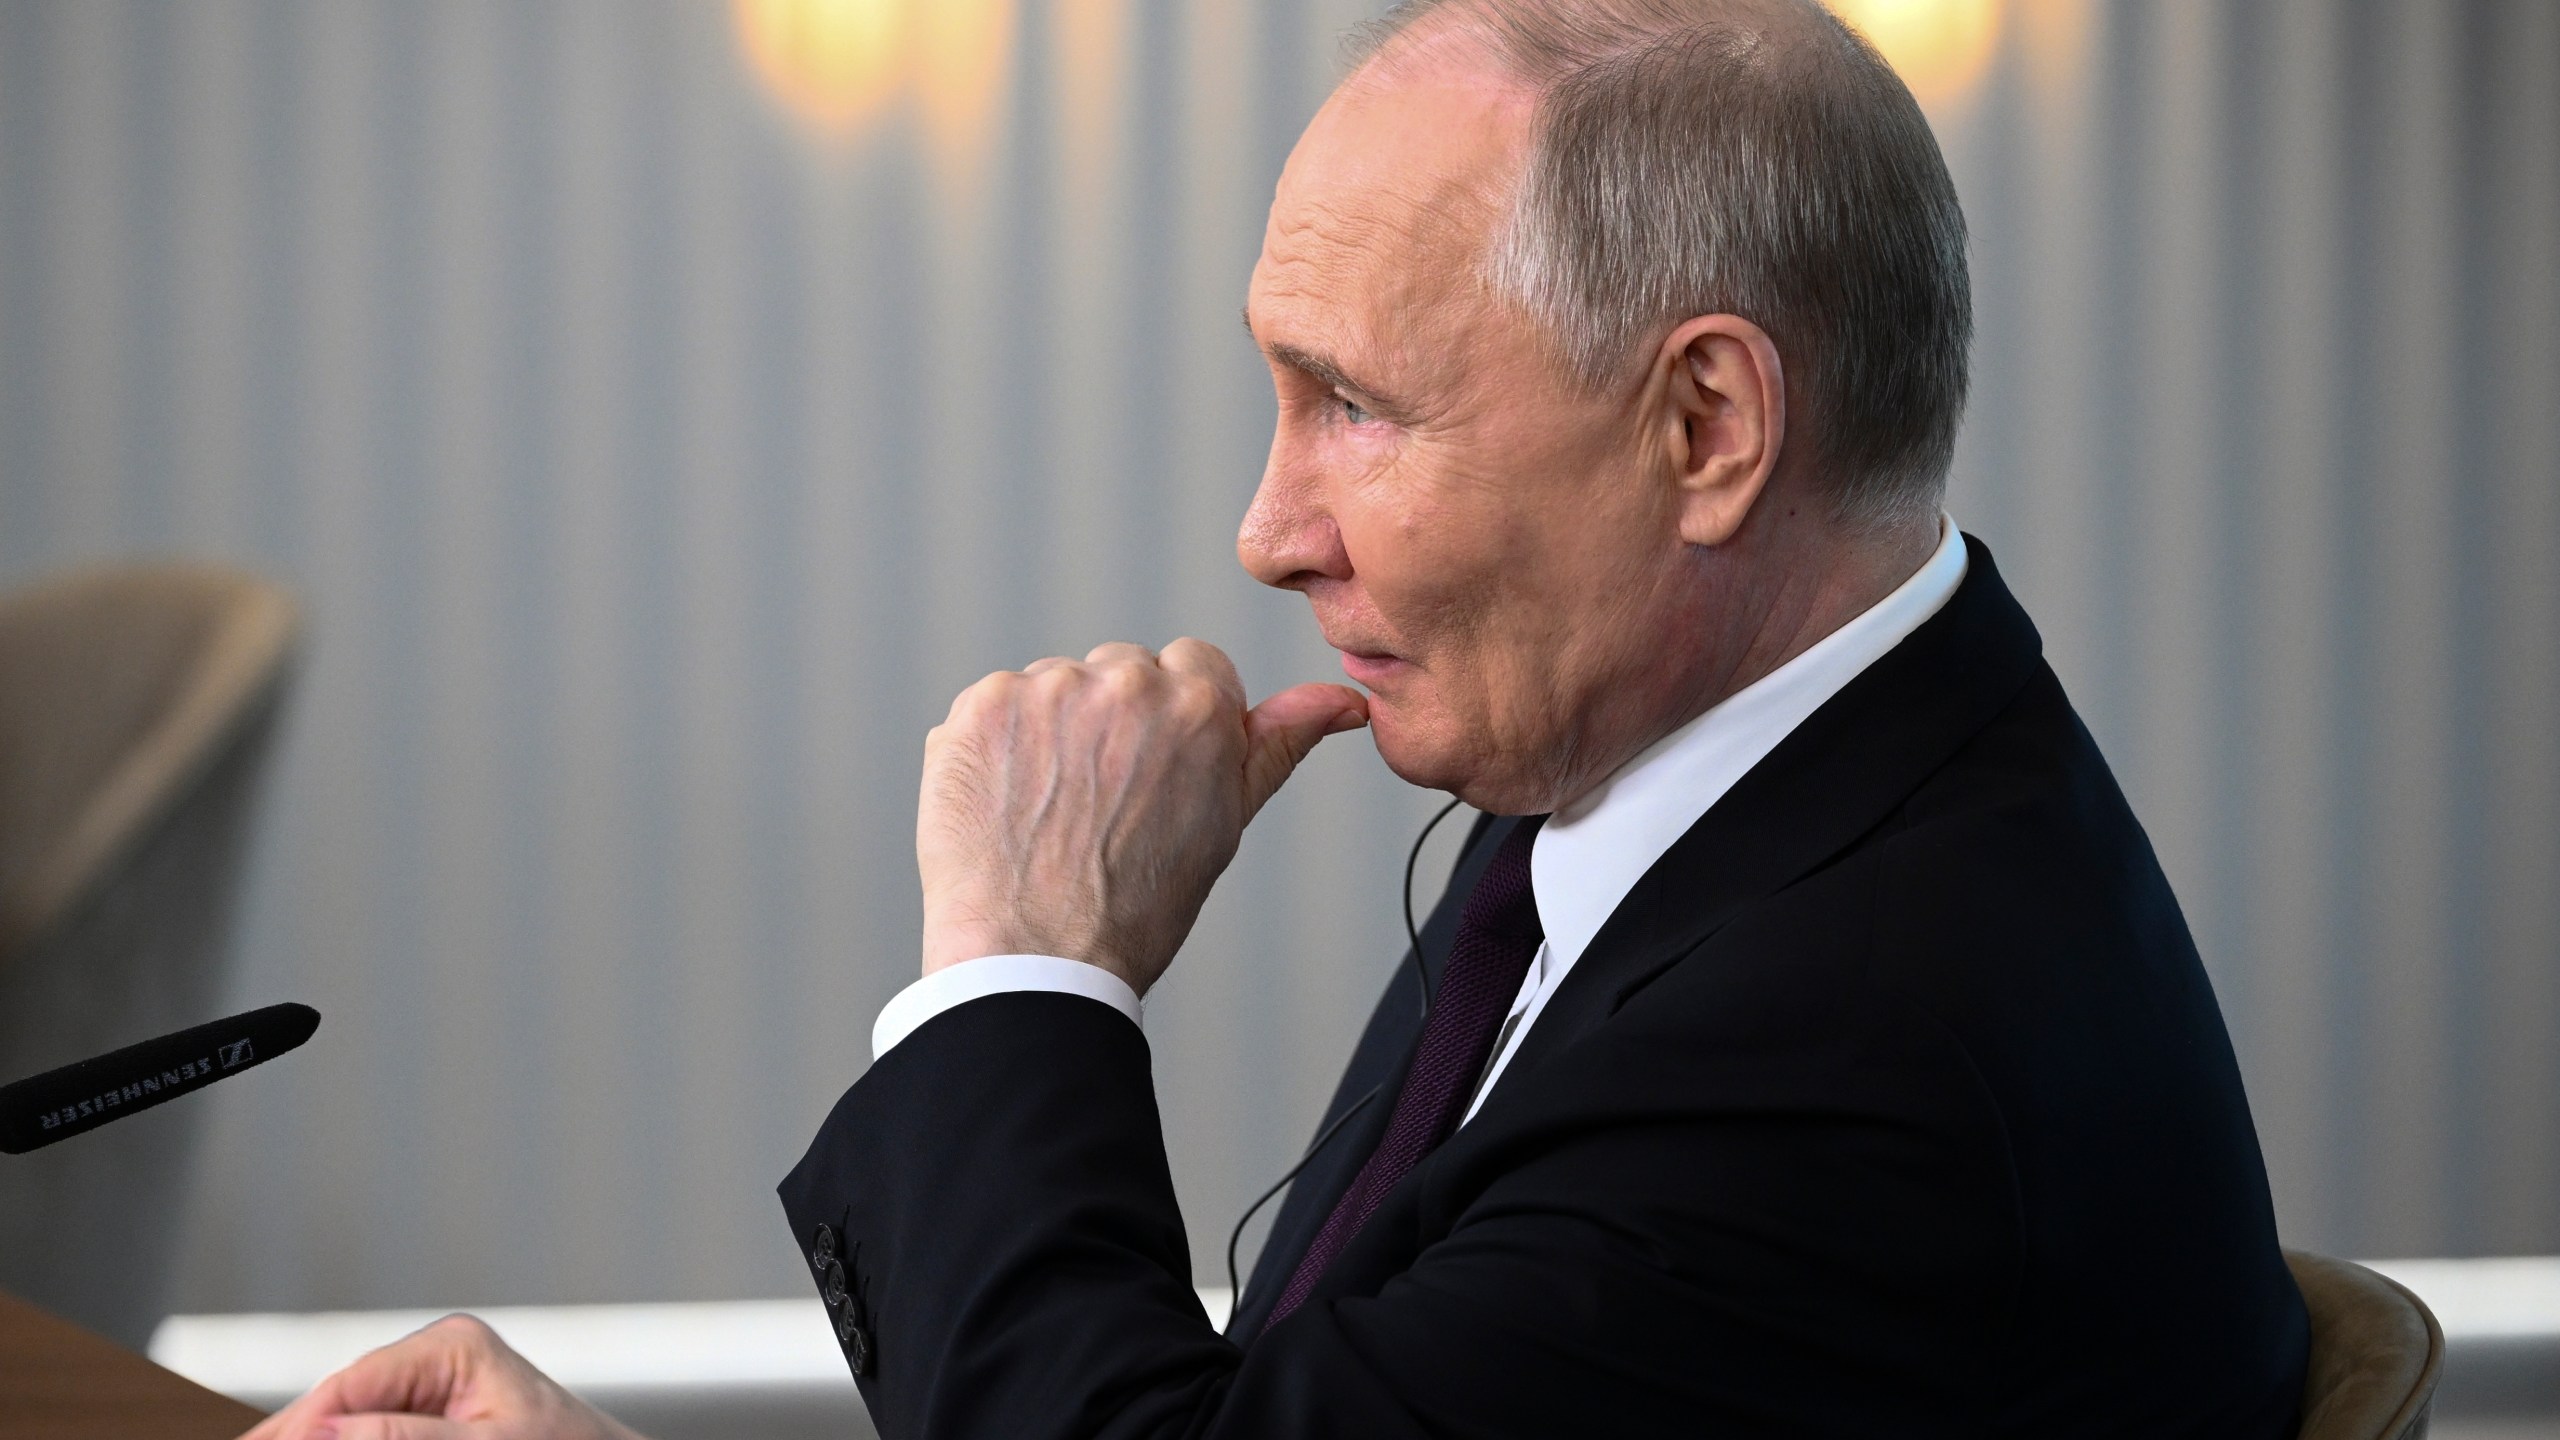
left=810, top=1223, right=838, bottom=1272
left=837, top=1313, right=873, bottom=1375
left=821, top=1258, right=849, bottom=1309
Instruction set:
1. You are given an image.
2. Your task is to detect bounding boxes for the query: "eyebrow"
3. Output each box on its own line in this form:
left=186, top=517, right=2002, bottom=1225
left=1243, top=311, right=1418, bottom=422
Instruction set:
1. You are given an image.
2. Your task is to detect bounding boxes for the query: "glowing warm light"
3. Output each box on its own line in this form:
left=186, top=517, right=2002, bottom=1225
left=734, top=0, right=905, bottom=138
left=732, top=0, right=1015, bottom=158
left=911, top=0, right=1015, bottom=174
left=1829, top=0, right=2004, bottom=108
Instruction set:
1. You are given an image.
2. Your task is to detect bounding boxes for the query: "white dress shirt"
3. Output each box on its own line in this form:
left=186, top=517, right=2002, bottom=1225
left=874, top=520, right=1971, bottom=1128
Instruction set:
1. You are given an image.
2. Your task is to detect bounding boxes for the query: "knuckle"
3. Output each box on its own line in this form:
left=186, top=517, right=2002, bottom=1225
left=1171, top=677, right=1226, bottom=723
left=425, top=1312, right=496, bottom=1346
left=1099, top=662, right=1154, bottom=700
left=953, top=670, right=1027, bottom=715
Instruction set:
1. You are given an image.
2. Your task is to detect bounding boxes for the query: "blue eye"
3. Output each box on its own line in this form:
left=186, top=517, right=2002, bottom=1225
left=1339, top=395, right=1372, bottom=425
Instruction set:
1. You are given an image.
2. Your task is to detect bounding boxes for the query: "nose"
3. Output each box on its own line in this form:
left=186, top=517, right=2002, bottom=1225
left=1238, top=447, right=1350, bottom=592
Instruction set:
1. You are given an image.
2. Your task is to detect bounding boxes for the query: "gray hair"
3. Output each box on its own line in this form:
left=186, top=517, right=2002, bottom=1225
left=1348, top=0, right=1971, bottom=527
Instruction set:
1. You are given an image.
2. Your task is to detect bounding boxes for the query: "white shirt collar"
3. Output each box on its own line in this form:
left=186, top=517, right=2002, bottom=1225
left=1528, top=518, right=1970, bottom=969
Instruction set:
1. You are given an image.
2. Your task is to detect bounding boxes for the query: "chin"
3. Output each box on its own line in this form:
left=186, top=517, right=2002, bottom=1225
left=1367, top=701, right=1463, bottom=792
left=1368, top=702, right=1547, bottom=815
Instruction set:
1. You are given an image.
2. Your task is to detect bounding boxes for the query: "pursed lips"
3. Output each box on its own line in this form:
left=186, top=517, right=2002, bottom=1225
left=1334, top=645, right=1410, bottom=688
left=1314, top=603, right=1414, bottom=687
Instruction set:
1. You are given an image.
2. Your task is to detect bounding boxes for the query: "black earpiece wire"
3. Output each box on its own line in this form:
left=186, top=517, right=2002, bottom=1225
left=1220, top=794, right=1469, bottom=1326
left=1222, top=1082, right=1379, bottom=1324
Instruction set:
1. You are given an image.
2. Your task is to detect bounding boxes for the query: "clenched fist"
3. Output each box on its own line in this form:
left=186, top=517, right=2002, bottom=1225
left=919, top=638, right=1368, bottom=994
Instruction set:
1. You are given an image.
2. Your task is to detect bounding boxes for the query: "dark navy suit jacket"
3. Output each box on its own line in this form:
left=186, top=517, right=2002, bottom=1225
left=780, top=539, right=2310, bottom=1437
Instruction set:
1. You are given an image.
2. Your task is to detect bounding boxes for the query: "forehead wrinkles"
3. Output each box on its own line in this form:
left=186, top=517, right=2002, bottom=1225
left=1259, top=195, right=1388, bottom=295
left=1260, top=169, right=1511, bottom=386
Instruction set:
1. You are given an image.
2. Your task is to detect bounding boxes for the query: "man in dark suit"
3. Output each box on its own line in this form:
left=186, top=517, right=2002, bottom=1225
left=248, top=2, right=2307, bottom=1437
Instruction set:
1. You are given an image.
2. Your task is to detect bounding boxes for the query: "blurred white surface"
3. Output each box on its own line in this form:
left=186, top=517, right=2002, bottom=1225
left=2366, top=1256, right=2560, bottom=1342
left=151, top=1297, right=851, bottom=1404
left=151, top=1286, right=1237, bottom=1409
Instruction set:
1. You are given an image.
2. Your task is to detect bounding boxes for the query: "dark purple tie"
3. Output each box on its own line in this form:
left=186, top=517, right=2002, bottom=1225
left=1263, top=815, right=1547, bottom=1330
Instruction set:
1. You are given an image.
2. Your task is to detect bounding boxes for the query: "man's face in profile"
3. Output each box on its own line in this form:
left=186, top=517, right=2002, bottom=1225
left=1239, top=42, right=1716, bottom=814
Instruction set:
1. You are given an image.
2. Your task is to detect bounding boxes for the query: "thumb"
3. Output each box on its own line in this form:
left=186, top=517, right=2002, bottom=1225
left=1242, top=682, right=1369, bottom=818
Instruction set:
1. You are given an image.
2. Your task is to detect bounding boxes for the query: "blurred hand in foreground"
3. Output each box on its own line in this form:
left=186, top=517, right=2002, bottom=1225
left=919, top=637, right=1368, bottom=994
left=238, top=1314, right=646, bottom=1440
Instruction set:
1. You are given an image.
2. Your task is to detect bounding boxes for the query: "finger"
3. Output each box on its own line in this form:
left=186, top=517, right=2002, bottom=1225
left=1082, top=641, right=1159, bottom=667
left=239, top=1390, right=320, bottom=1439
left=237, top=1383, right=377, bottom=1440
left=241, top=1357, right=435, bottom=1440
left=238, top=1396, right=314, bottom=1440
left=1159, top=637, right=1246, bottom=710
left=311, top=1321, right=480, bottom=1418
left=1241, top=682, right=1370, bottom=818
left=248, top=1359, right=426, bottom=1438
left=288, top=1312, right=517, bottom=1432
left=327, top=1416, right=469, bottom=1440
left=1022, top=655, right=1078, bottom=676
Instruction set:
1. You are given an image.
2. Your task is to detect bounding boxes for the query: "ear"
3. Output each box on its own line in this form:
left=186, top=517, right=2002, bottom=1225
left=1654, top=314, right=1785, bottom=547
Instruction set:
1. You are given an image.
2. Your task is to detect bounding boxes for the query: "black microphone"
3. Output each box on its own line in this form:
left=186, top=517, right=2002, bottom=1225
left=0, top=1003, right=320, bottom=1154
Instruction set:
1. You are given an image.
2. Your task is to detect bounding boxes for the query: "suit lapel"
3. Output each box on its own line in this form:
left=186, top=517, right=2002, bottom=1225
left=1490, top=536, right=2046, bottom=1096
left=1238, top=538, right=2044, bottom=1331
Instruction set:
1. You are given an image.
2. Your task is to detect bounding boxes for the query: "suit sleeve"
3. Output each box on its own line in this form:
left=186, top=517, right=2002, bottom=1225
left=778, top=979, right=2022, bottom=1440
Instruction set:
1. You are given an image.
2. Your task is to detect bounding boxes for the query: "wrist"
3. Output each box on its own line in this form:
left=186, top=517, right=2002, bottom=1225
left=919, top=900, right=1031, bottom=977
left=922, top=922, right=1140, bottom=991
left=921, top=917, right=1100, bottom=973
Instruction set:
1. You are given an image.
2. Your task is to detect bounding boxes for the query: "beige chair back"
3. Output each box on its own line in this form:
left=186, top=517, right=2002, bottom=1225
left=0, top=564, right=298, bottom=1347
left=2289, top=1249, right=2444, bottom=1440
left=0, top=566, right=296, bottom=960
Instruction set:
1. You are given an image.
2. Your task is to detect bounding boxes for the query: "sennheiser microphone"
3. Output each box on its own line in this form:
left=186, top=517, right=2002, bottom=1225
left=0, top=1002, right=319, bottom=1155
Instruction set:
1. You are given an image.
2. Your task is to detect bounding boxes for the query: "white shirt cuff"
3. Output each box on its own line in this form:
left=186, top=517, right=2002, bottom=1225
left=871, top=954, right=1143, bottom=1060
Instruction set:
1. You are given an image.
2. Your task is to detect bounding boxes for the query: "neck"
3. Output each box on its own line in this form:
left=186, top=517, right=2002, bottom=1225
left=1715, top=509, right=1940, bottom=705
left=1549, top=506, right=1941, bottom=815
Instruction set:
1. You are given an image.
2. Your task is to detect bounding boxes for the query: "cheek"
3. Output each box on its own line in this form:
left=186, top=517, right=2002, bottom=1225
left=1340, top=467, right=1525, bottom=647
